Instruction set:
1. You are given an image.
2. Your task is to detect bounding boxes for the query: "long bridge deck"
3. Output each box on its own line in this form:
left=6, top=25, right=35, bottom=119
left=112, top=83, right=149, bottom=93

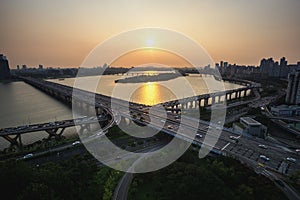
left=0, top=114, right=111, bottom=146
left=2, top=76, right=299, bottom=176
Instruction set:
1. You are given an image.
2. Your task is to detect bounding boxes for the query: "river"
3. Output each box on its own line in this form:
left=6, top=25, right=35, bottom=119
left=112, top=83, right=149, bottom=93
left=0, top=73, right=243, bottom=149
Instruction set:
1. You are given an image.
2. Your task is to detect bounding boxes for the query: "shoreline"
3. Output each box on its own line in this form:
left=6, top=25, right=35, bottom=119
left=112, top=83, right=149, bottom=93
left=115, top=73, right=186, bottom=83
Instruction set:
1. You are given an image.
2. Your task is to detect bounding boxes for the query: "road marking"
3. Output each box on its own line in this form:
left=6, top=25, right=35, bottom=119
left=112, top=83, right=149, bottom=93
left=221, top=142, right=231, bottom=151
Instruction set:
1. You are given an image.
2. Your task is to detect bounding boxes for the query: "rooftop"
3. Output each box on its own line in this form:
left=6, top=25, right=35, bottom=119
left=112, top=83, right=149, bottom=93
left=240, top=117, right=261, bottom=126
left=0, top=54, right=7, bottom=60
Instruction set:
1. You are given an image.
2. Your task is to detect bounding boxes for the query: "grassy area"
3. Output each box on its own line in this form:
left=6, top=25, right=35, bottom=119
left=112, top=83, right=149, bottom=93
left=0, top=155, right=124, bottom=200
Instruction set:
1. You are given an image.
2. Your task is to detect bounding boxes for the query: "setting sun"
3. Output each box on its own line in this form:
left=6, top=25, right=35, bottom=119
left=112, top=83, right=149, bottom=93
left=111, top=48, right=192, bottom=67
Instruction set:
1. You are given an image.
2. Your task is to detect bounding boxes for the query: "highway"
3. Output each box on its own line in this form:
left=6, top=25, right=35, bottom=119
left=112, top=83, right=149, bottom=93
left=20, top=77, right=300, bottom=177
left=0, top=115, right=110, bottom=136
left=113, top=102, right=300, bottom=176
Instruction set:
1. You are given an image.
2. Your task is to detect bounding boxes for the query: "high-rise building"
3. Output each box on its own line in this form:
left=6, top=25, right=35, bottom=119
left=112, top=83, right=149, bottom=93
left=260, top=58, right=274, bottom=76
left=286, top=71, right=300, bottom=105
left=0, top=54, right=11, bottom=80
left=280, top=57, right=287, bottom=67
left=223, top=62, right=228, bottom=69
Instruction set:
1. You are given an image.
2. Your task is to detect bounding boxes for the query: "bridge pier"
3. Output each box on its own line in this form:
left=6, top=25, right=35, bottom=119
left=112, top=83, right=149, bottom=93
left=204, top=98, right=209, bottom=107
left=46, top=128, right=66, bottom=139
left=236, top=91, right=240, bottom=99
left=217, top=95, right=222, bottom=104
left=2, top=134, right=23, bottom=147
left=211, top=96, right=215, bottom=105
left=226, top=93, right=232, bottom=101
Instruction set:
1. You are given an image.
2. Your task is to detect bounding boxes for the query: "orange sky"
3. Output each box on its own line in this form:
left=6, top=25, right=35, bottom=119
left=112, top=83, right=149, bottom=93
left=0, top=0, right=299, bottom=68
left=111, top=49, right=192, bottom=67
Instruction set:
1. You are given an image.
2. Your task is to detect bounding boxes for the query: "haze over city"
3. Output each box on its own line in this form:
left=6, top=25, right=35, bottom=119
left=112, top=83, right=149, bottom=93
left=1, top=0, right=300, bottom=68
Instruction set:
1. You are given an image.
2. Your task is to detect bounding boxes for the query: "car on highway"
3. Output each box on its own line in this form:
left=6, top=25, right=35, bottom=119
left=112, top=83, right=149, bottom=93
left=56, top=121, right=64, bottom=125
left=23, top=153, right=33, bottom=159
left=286, top=157, right=296, bottom=162
left=72, top=141, right=80, bottom=146
left=296, top=149, right=300, bottom=153
left=229, top=136, right=238, bottom=140
left=260, top=155, right=270, bottom=161
left=96, top=132, right=103, bottom=136
left=258, top=144, right=268, bottom=149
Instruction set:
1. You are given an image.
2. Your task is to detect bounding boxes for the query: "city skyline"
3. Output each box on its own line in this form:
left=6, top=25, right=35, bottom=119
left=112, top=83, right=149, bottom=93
left=1, top=0, right=300, bottom=68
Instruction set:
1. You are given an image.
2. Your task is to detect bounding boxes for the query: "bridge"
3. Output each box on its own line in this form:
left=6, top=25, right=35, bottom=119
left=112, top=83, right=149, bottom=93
left=0, top=115, right=112, bottom=147
left=156, top=77, right=259, bottom=111
left=160, top=86, right=256, bottom=112
left=3, top=76, right=298, bottom=176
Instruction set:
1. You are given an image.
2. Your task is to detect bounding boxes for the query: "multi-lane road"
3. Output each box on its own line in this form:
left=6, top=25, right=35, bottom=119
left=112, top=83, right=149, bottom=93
left=20, top=77, right=300, bottom=177
left=0, top=115, right=110, bottom=136
left=116, top=103, right=300, bottom=176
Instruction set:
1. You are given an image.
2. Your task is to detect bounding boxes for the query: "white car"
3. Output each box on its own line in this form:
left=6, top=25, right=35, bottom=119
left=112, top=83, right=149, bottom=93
left=230, top=136, right=238, bottom=140
left=260, top=155, right=270, bottom=161
left=23, top=153, right=33, bottom=159
left=286, top=157, right=296, bottom=162
left=258, top=144, right=268, bottom=149
left=196, top=134, right=203, bottom=138
left=72, top=141, right=80, bottom=146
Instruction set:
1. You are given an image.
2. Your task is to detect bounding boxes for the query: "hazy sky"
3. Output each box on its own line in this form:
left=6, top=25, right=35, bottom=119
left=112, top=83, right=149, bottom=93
left=1, top=0, right=299, bottom=68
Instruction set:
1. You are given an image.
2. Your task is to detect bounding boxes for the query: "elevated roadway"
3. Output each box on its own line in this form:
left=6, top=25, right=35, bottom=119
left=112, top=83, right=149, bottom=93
left=15, top=77, right=300, bottom=176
